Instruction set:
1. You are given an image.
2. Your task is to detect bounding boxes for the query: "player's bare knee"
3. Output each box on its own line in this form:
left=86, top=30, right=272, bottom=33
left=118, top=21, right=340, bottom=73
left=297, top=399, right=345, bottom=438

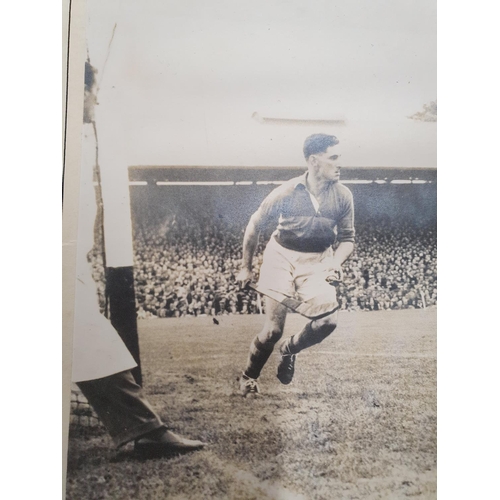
left=259, top=326, right=283, bottom=344
left=268, top=326, right=284, bottom=343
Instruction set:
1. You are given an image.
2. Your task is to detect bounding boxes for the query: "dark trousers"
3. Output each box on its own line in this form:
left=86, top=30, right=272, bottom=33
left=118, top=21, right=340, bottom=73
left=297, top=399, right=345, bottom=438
left=77, top=370, right=165, bottom=447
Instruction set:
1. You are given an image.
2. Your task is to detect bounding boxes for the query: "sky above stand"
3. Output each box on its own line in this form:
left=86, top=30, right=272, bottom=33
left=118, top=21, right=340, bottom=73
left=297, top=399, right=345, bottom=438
left=86, top=0, right=436, bottom=168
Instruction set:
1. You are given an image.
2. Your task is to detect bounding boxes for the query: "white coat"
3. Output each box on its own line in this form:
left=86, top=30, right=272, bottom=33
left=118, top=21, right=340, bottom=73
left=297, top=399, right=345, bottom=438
left=71, top=124, right=136, bottom=382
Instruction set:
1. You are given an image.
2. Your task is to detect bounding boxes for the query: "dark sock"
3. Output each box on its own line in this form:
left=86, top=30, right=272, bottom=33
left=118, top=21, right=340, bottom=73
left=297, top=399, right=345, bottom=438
left=285, top=321, right=331, bottom=354
left=244, top=336, right=276, bottom=379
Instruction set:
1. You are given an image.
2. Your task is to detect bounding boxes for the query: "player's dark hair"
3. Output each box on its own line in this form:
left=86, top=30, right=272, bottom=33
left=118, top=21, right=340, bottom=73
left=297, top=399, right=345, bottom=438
left=303, top=134, right=339, bottom=160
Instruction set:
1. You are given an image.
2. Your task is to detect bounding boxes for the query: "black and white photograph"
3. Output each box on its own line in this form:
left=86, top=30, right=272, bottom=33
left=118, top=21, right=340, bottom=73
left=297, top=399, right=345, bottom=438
left=64, top=1, right=437, bottom=498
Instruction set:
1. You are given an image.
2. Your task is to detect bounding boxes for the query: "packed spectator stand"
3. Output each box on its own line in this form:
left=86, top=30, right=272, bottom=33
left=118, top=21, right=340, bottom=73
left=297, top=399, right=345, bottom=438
left=88, top=175, right=437, bottom=319
left=126, top=214, right=436, bottom=319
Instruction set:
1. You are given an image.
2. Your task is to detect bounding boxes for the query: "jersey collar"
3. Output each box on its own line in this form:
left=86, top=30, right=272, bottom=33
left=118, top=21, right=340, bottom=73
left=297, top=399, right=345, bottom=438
left=293, top=172, right=308, bottom=190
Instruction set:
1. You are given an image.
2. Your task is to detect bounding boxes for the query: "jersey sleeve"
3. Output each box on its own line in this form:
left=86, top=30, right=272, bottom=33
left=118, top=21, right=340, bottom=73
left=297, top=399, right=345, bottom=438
left=250, top=183, right=289, bottom=231
left=336, top=188, right=355, bottom=243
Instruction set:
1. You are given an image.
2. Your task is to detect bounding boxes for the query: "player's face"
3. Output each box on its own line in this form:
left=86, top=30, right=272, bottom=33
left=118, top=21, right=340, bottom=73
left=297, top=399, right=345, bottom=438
left=313, top=145, right=342, bottom=182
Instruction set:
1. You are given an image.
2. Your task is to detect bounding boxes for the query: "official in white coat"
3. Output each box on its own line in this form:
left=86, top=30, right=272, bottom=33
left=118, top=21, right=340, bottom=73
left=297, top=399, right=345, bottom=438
left=69, top=87, right=205, bottom=453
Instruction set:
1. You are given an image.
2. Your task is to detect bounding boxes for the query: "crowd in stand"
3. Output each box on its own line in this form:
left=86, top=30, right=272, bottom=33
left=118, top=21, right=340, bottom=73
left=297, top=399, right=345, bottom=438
left=128, top=212, right=437, bottom=319
left=132, top=213, right=262, bottom=319
left=337, top=220, right=437, bottom=311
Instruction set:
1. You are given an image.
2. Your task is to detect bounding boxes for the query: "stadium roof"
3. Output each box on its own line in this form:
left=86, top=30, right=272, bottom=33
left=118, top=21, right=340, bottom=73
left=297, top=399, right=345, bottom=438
left=129, top=166, right=437, bottom=184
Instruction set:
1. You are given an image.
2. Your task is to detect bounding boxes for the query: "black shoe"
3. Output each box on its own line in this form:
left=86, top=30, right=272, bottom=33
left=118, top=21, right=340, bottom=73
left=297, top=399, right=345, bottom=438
left=134, top=429, right=206, bottom=456
left=277, top=346, right=296, bottom=385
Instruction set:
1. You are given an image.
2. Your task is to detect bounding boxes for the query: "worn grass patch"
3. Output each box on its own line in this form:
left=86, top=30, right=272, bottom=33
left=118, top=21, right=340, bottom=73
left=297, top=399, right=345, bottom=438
left=66, top=308, right=436, bottom=499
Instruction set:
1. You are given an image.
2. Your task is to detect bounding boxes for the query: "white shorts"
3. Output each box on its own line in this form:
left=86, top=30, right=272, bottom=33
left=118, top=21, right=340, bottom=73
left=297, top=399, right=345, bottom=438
left=257, top=236, right=337, bottom=303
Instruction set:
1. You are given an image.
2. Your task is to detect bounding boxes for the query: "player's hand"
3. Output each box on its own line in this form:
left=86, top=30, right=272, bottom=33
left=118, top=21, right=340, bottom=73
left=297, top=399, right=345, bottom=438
left=236, top=268, right=253, bottom=289
left=326, top=265, right=344, bottom=285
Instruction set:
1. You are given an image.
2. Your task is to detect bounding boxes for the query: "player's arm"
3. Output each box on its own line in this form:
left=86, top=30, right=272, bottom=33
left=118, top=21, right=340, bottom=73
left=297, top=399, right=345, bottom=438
left=330, top=189, right=355, bottom=279
left=332, top=241, right=354, bottom=267
left=236, top=212, right=265, bottom=287
left=236, top=187, right=283, bottom=287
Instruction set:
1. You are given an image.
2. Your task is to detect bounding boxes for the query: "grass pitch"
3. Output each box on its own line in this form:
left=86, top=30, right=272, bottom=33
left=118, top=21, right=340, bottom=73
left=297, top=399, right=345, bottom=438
left=66, top=308, right=436, bottom=499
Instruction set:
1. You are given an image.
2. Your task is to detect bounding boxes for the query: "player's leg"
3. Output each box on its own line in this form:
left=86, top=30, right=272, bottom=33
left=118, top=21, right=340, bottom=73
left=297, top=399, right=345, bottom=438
left=283, top=310, right=338, bottom=354
left=276, top=311, right=338, bottom=385
left=277, top=249, right=339, bottom=384
left=277, top=312, right=337, bottom=384
left=240, top=296, right=288, bottom=395
left=240, top=238, right=294, bottom=395
left=288, top=247, right=339, bottom=353
left=245, top=296, right=288, bottom=378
